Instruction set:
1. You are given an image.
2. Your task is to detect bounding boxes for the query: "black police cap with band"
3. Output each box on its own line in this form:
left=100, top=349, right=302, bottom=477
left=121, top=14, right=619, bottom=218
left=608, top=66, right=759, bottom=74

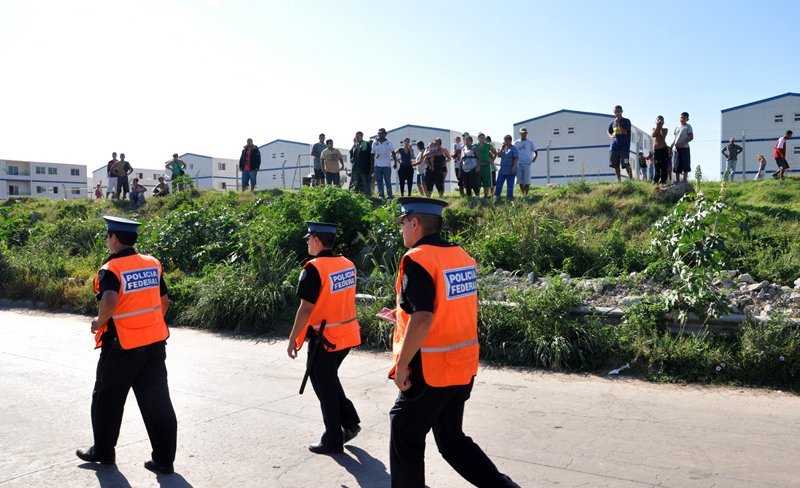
left=395, top=197, right=448, bottom=224
left=304, top=221, right=338, bottom=238
left=103, top=215, right=142, bottom=234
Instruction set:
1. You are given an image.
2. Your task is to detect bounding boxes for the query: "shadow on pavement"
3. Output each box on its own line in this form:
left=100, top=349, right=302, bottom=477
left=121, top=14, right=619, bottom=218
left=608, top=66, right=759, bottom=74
left=334, top=445, right=390, bottom=486
left=155, top=472, right=193, bottom=487
left=78, top=463, right=132, bottom=488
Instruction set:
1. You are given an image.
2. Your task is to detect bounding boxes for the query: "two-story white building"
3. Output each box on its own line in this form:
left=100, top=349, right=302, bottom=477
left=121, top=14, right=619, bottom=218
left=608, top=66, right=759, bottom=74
left=258, top=139, right=318, bottom=190
left=1, top=159, right=88, bottom=200
left=721, top=93, right=799, bottom=179
left=512, top=109, right=652, bottom=185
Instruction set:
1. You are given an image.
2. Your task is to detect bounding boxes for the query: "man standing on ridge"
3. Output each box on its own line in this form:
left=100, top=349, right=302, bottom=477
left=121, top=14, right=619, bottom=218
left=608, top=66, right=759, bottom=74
left=514, top=127, right=538, bottom=196
left=239, top=138, right=261, bottom=191
left=287, top=222, right=361, bottom=455
left=387, top=197, right=519, bottom=487
left=608, top=105, right=633, bottom=182
left=76, top=216, right=177, bottom=476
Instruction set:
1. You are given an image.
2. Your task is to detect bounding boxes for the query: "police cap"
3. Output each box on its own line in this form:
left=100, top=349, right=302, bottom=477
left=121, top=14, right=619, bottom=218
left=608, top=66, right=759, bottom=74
left=395, top=197, right=448, bottom=224
left=103, top=215, right=142, bottom=233
left=304, top=221, right=338, bottom=238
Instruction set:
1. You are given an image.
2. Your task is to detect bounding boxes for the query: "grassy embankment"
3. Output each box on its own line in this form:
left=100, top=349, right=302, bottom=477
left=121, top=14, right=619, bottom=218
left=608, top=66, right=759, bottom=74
left=1, top=178, right=798, bottom=389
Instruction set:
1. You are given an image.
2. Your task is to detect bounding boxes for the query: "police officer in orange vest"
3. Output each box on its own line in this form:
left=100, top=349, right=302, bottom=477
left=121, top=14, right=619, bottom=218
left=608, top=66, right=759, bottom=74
left=287, top=221, right=362, bottom=455
left=389, top=198, right=519, bottom=487
left=76, top=216, right=178, bottom=475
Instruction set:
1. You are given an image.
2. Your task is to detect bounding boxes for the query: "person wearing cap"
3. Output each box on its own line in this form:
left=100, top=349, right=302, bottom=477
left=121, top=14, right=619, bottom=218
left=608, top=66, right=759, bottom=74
left=165, top=153, right=187, bottom=192
left=513, top=127, right=538, bottom=197
left=389, top=198, right=519, bottom=487
left=287, top=222, right=362, bottom=455
left=76, top=216, right=177, bottom=475
left=371, top=128, right=398, bottom=199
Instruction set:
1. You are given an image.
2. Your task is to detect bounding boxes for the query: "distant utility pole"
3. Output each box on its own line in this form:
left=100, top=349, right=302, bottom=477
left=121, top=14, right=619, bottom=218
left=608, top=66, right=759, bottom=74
left=546, top=140, right=552, bottom=184
left=741, top=130, right=747, bottom=180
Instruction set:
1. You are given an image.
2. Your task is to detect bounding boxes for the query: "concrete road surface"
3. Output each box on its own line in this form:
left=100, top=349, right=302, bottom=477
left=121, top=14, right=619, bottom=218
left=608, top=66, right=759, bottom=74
left=1, top=308, right=799, bottom=488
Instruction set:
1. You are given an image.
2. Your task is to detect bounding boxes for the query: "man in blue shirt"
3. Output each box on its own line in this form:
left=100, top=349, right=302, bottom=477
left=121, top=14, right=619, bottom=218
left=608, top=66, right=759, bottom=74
left=311, top=134, right=327, bottom=187
left=608, top=105, right=633, bottom=182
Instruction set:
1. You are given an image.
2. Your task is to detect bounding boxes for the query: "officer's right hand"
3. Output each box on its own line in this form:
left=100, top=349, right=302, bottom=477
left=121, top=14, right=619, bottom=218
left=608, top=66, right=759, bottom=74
left=287, top=341, right=298, bottom=359
left=90, top=317, right=100, bottom=333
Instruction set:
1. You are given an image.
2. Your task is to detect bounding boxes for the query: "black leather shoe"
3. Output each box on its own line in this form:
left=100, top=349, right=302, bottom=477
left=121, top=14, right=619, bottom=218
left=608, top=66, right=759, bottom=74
left=343, top=425, right=361, bottom=444
left=144, top=460, right=174, bottom=475
left=76, top=446, right=115, bottom=465
left=308, top=442, right=343, bottom=455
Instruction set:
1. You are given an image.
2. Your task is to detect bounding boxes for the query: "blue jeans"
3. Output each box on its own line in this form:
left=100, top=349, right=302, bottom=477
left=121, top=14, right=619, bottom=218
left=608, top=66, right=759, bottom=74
left=242, top=170, right=257, bottom=189
left=374, top=166, right=393, bottom=199
left=494, top=173, right=516, bottom=200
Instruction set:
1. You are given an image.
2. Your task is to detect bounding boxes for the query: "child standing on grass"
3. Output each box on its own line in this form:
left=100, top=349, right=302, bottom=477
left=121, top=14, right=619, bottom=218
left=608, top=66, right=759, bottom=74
left=754, top=155, right=767, bottom=180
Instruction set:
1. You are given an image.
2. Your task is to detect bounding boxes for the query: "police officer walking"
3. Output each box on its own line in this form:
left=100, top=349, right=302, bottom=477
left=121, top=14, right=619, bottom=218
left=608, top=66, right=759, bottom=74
left=287, top=222, right=362, bottom=455
left=389, top=198, right=519, bottom=487
left=76, top=216, right=178, bottom=475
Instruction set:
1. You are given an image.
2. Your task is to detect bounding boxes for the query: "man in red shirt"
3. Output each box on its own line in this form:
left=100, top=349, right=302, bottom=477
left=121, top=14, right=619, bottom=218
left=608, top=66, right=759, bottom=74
left=772, top=130, right=792, bottom=180
left=239, top=138, right=261, bottom=191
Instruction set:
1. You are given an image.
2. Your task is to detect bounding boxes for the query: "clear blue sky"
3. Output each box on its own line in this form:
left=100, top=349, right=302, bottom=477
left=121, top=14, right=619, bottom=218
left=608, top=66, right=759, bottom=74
left=1, top=0, right=797, bottom=179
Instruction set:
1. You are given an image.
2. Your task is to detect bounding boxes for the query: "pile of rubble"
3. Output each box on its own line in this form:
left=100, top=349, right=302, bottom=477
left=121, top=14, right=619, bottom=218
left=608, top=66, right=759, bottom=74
left=482, top=269, right=800, bottom=319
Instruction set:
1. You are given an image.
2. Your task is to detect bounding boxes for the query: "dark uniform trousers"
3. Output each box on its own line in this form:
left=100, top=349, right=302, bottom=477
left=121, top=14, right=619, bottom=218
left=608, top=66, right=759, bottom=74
left=308, top=337, right=360, bottom=449
left=389, top=377, right=516, bottom=488
left=91, top=341, right=177, bottom=466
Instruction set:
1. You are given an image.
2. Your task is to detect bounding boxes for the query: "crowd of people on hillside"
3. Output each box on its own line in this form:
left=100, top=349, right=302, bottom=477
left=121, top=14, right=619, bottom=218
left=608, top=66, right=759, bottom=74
left=95, top=152, right=187, bottom=208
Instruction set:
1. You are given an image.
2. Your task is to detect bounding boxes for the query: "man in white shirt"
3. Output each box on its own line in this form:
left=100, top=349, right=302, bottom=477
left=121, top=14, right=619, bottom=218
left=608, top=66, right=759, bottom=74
left=671, top=112, right=694, bottom=182
left=513, top=127, right=538, bottom=196
left=371, top=128, right=398, bottom=199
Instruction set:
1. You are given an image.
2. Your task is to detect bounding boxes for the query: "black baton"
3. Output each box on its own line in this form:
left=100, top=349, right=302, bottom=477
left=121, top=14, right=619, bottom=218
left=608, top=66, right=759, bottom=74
left=299, top=320, right=326, bottom=395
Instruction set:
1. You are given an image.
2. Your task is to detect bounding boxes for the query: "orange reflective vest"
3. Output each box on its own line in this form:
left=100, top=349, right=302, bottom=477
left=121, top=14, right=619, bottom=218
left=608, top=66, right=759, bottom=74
left=93, top=253, right=169, bottom=349
left=295, top=255, right=361, bottom=352
left=390, top=245, right=480, bottom=387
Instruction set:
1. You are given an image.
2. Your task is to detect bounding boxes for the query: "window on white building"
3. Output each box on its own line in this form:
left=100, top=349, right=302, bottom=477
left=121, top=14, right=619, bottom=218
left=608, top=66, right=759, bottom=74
left=794, top=146, right=800, bottom=155
left=137, top=172, right=143, bottom=179
left=153, top=173, right=159, bottom=179
left=71, top=188, right=81, bottom=195
left=553, top=128, right=560, bottom=136
left=48, top=167, right=57, bottom=175
left=568, top=155, right=575, bottom=163
left=8, top=166, right=19, bottom=175
left=36, top=186, right=45, bottom=194
left=218, top=162, right=226, bottom=171
left=280, top=152, right=284, bottom=158
left=36, top=166, right=46, bottom=174
left=567, top=127, right=575, bottom=135
left=795, top=113, right=800, bottom=122
left=52, top=186, right=59, bottom=194
left=272, top=153, right=276, bottom=159
left=9, top=185, right=20, bottom=195
left=189, top=164, right=194, bottom=169
left=70, top=168, right=80, bottom=176
left=553, top=156, right=561, bottom=163
left=221, top=182, right=227, bottom=190
left=272, top=174, right=277, bottom=180
left=774, top=114, right=783, bottom=123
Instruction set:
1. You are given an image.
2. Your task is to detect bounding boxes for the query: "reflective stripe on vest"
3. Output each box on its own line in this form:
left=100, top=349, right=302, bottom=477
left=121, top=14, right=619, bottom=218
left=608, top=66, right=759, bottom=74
left=310, top=317, right=357, bottom=329
left=390, top=244, right=479, bottom=387
left=296, top=256, right=361, bottom=352
left=113, top=305, right=162, bottom=320
left=420, top=338, right=478, bottom=353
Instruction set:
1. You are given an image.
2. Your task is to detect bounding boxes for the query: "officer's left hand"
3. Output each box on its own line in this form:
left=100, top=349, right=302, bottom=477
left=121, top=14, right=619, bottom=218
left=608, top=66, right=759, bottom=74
left=394, top=366, right=412, bottom=392
left=287, top=341, right=299, bottom=359
left=90, top=317, right=100, bottom=333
